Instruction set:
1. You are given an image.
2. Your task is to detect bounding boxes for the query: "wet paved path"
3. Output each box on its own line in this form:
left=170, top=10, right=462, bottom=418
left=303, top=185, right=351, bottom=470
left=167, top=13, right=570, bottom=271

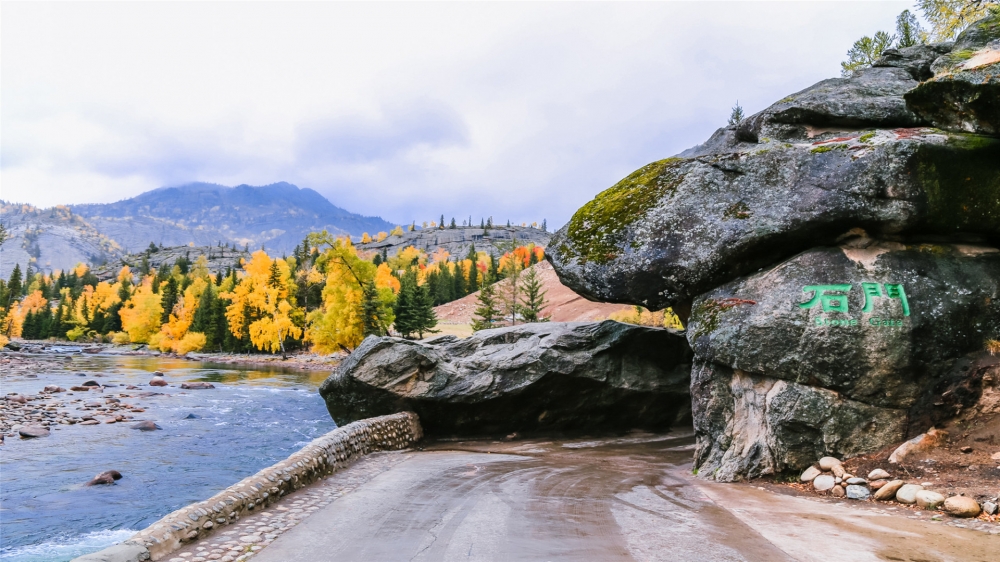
left=173, top=432, right=998, bottom=562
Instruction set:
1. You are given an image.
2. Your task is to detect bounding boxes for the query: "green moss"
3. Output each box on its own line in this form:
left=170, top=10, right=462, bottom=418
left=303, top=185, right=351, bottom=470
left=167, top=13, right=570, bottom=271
left=691, top=297, right=756, bottom=339
left=917, top=135, right=1000, bottom=233
left=810, top=143, right=847, bottom=154
left=564, top=158, right=686, bottom=264
left=859, top=131, right=876, bottom=144
left=723, top=201, right=751, bottom=220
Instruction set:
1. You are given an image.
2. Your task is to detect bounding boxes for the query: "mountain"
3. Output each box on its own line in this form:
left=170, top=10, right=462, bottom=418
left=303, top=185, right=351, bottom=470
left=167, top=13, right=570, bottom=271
left=70, top=182, right=395, bottom=255
left=0, top=202, right=123, bottom=279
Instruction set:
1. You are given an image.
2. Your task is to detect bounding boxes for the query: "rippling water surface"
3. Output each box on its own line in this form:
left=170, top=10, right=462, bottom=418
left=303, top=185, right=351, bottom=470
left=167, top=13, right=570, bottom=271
left=0, top=353, right=336, bottom=562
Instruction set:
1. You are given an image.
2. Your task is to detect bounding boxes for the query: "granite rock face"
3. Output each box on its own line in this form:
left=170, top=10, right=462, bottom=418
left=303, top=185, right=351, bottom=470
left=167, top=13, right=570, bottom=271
left=319, top=321, right=692, bottom=435
left=687, top=243, right=1000, bottom=480
left=547, top=21, right=999, bottom=312
left=905, top=12, right=1000, bottom=135
left=547, top=131, right=999, bottom=311
left=548, top=14, right=1000, bottom=482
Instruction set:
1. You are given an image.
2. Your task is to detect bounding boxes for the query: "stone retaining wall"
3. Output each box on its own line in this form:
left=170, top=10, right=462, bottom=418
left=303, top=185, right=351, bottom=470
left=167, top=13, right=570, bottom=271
left=73, top=412, right=422, bottom=562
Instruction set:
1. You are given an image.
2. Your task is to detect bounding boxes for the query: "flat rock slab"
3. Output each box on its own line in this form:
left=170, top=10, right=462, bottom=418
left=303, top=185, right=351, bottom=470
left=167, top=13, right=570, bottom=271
left=320, top=321, right=692, bottom=435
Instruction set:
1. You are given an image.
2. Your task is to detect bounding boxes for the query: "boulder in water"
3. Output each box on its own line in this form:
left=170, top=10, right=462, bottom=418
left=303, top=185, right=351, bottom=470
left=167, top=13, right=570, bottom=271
left=180, top=382, right=215, bottom=390
left=19, top=425, right=50, bottom=439
left=149, top=377, right=167, bottom=387
left=131, top=421, right=161, bottom=431
left=320, top=321, right=692, bottom=436
left=86, top=470, right=123, bottom=486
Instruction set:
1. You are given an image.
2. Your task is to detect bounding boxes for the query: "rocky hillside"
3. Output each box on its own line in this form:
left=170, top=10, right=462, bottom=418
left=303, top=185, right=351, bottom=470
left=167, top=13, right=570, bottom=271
left=89, top=244, right=252, bottom=282
left=0, top=202, right=123, bottom=278
left=433, top=261, right=632, bottom=324
left=548, top=13, right=1000, bottom=481
left=357, top=225, right=550, bottom=259
left=70, top=182, right=395, bottom=255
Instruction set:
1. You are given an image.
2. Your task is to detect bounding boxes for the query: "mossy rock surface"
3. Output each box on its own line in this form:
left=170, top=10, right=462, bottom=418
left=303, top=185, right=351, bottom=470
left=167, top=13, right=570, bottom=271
left=548, top=130, right=1000, bottom=311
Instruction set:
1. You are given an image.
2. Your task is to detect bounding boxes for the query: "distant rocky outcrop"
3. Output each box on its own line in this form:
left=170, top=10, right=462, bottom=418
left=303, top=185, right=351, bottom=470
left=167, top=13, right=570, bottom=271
left=356, top=225, right=550, bottom=261
left=319, top=321, right=692, bottom=435
left=0, top=202, right=124, bottom=279
left=548, top=14, right=1000, bottom=481
left=90, top=244, right=251, bottom=282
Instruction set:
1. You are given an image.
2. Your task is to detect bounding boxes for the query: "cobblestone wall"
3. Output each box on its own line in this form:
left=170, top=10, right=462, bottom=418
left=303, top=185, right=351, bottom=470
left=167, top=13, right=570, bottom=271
left=74, top=412, right=422, bottom=562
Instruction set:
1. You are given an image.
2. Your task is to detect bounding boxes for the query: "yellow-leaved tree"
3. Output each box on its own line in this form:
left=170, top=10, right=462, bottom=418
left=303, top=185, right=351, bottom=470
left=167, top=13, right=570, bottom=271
left=306, top=233, right=396, bottom=353
left=221, top=251, right=302, bottom=356
left=119, top=277, right=163, bottom=343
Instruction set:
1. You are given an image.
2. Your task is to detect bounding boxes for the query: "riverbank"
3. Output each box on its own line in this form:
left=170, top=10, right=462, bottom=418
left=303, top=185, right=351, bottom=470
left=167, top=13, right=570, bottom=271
left=4, top=340, right=345, bottom=373
left=0, top=351, right=338, bottom=561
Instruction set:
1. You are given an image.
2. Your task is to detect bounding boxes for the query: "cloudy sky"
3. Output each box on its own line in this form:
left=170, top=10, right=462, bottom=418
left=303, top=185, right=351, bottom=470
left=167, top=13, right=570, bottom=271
left=2, top=1, right=914, bottom=229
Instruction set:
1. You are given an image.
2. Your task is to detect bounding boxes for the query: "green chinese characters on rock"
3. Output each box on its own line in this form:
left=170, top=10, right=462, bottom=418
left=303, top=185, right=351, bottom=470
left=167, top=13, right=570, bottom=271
left=799, top=283, right=910, bottom=320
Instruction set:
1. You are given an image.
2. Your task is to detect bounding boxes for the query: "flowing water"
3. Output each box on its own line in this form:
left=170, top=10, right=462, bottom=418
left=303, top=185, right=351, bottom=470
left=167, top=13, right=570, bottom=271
left=0, top=352, right=336, bottom=562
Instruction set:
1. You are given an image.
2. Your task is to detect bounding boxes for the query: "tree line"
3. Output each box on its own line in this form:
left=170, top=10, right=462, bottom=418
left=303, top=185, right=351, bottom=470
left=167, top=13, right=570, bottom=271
left=0, top=231, right=549, bottom=354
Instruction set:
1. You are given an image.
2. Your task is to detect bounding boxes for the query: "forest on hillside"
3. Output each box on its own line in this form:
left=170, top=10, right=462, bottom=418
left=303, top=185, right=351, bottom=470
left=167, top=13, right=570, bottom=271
left=0, top=229, right=549, bottom=355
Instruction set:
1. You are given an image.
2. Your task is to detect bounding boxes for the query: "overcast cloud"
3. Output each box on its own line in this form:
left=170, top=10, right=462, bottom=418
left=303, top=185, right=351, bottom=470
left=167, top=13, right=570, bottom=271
left=2, top=1, right=913, bottom=228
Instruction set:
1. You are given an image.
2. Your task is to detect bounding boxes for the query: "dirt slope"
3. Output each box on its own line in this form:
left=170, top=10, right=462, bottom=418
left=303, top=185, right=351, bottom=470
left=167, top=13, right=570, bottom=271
left=433, top=261, right=632, bottom=324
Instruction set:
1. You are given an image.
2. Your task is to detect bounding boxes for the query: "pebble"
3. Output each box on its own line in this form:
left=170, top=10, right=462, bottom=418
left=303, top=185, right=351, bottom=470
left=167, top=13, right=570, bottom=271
left=818, top=457, right=841, bottom=471
left=943, top=496, right=981, bottom=518
left=870, top=480, right=887, bottom=490
left=845, top=485, right=870, bottom=500
left=915, top=490, right=945, bottom=509
left=846, top=477, right=867, bottom=485
left=875, top=480, right=903, bottom=501
left=867, top=469, right=890, bottom=480
left=895, top=484, right=923, bottom=504
left=800, top=466, right=822, bottom=482
left=982, top=501, right=997, bottom=516
left=831, top=485, right=846, bottom=498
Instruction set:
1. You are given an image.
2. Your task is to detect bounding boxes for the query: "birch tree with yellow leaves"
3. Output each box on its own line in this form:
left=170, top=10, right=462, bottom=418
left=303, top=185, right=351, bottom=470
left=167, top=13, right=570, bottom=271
left=220, top=251, right=303, bottom=357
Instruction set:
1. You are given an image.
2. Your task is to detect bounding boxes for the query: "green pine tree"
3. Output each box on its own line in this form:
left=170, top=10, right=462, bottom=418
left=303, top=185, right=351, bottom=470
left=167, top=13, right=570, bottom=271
left=394, top=270, right=419, bottom=338
left=518, top=266, right=549, bottom=323
left=471, top=279, right=501, bottom=331
left=160, top=277, right=179, bottom=323
left=413, top=283, right=438, bottom=339
left=6, top=264, right=23, bottom=307
left=360, top=280, right=391, bottom=337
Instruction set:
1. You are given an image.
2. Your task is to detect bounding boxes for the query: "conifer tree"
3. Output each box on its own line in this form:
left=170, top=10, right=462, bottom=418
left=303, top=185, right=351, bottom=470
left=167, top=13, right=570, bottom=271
left=393, top=270, right=418, bottom=338
left=541, top=219, right=547, bottom=232
left=449, top=217, right=457, bottom=229
left=439, top=214, right=446, bottom=229
left=413, top=283, right=438, bottom=339
left=160, top=277, right=179, bottom=323
left=518, top=266, right=550, bottom=323
left=360, top=280, right=391, bottom=337
left=471, top=279, right=500, bottom=331
left=6, top=264, right=22, bottom=307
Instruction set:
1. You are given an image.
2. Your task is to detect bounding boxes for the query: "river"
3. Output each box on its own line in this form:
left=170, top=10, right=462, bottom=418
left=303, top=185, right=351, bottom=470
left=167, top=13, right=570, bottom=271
left=0, top=351, right=336, bottom=562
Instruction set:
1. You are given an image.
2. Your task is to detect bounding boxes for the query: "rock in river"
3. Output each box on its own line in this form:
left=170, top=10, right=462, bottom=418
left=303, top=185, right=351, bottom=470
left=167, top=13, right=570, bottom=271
left=18, top=425, right=50, bottom=439
left=320, top=321, right=692, bottom=435
left=687, top=243, right=1000, bottom=481
left=149, top=376, right=168, bottom=387
left=86, top=470, right=123, bottom=486
left=131, top=421, right=162, bottom=431
left=180, top=382, right=215, bottom=390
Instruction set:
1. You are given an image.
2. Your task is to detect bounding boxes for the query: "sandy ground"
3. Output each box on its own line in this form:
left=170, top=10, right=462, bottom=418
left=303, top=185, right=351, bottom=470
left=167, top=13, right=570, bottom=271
left=171, top=433, right=998, bottom=562
left=433, top=261, right=633, bottom=326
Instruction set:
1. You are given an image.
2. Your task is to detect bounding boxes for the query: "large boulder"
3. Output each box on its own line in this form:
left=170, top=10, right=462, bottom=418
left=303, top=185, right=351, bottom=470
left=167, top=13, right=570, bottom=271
left=547, top=131, right=1000, bottom=312
left=319, top=321, right=692, bottom=435
left=686, top=242, right=1000, bottom=480
left=905, top=12, right=1000, bottom=135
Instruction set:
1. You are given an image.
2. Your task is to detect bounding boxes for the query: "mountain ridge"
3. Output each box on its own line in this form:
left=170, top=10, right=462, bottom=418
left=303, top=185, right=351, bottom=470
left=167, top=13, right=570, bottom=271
left=0, top=181, right=397, bottom=277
